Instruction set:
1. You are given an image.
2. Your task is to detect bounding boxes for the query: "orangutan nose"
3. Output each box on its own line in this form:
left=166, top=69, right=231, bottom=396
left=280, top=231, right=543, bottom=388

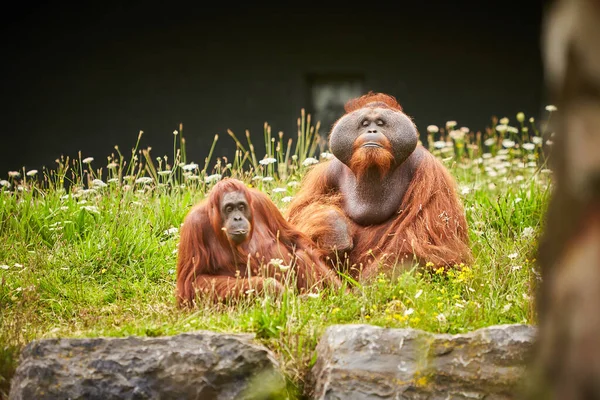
left=360, top=131, right=386, bottom=144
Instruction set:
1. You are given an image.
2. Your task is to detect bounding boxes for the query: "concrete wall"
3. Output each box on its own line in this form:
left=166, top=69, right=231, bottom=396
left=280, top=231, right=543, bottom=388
left=0, top=2, right=546, bottom=175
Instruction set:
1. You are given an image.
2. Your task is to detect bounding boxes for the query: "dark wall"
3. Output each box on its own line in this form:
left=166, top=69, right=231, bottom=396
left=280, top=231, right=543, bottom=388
left=0, top=1, right=547, bottom=177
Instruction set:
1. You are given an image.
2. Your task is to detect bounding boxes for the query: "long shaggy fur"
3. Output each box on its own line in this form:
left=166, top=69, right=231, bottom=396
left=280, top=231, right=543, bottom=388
left=176, top=178, right=340, bottom=306
left=287, top=151, right=471, bottom=278
left=286, top=93, right=471, bottom=280
left=349, top=135, right=395, bottom=181
left=354, top=150, right=471, bottom=275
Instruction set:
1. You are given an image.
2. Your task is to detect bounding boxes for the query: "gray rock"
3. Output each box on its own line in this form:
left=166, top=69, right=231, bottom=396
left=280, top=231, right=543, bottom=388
left=310, top=324, right=536, bottom=400
left=8, top=330, right=286, bottom=400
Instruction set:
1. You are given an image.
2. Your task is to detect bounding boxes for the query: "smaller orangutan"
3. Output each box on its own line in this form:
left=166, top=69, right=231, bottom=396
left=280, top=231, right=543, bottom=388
left=176, top=178, right=341, bottom=306
left=286, top=92, right=472, bottom=280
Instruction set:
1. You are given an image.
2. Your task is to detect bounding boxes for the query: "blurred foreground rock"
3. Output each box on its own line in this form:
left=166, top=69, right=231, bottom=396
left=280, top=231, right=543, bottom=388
left=8, top=330, right=285, bottom=400
left=8, top=324, right=537, bottom=399
left=310, top=324, right=536, bottom=400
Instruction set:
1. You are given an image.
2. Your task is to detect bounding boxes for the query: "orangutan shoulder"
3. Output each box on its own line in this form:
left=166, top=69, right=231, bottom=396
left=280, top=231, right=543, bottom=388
left=320, top=159, right=345, bottom=188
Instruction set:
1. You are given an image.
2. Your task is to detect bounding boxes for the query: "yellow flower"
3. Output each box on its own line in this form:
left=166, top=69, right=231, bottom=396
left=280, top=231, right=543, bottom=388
left=365, top=315, right=371, bottom=320
left=332, top=307, right=341, bottom=314
left=415, top=376, right=428, bottom=387
left=393, top=314, right=407, bottom=322
left=101, top=268, right=107, bottom=274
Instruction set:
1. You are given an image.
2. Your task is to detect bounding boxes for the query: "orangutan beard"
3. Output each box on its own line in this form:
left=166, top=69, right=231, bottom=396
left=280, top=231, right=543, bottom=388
left=348, top=141, right=394, bottom=181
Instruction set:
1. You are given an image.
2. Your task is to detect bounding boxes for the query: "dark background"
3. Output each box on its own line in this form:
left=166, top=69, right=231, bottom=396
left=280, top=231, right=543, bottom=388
left=0, top=1, right=549, bottom=177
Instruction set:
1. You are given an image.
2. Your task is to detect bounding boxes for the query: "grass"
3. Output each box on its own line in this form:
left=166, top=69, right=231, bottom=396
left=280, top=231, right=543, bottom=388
left=0, top=109, right=554, bottom=398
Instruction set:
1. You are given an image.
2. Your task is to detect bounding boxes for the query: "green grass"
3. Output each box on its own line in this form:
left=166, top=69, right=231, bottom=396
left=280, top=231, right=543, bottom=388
left=0, top=109, right=554, bottom=398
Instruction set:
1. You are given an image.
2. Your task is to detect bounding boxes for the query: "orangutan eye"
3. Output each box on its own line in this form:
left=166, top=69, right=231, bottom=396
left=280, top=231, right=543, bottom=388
left=362, top=120, right=369, bottom=127
left=238, top=204, right=245, bottom=212
left=225, top=205, right=233, bottom=213
left=376, top=119, right=384, bottom=126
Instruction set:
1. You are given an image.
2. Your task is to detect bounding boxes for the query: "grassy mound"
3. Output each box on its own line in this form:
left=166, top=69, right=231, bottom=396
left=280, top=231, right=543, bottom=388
left=0, top=109, right=554, bottom=398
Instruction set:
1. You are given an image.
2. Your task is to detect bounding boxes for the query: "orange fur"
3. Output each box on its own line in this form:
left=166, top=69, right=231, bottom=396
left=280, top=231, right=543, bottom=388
left=348, top=135, right=395, bottom=181
left=344, top=91, right=403, bottom=113
left=288, top=150, right=471, bottom=279
left=286, top=93, right=471, bottom=280
left=176, top=178, right=341, bottom=306
left=352, top=150, right=471, bottom=278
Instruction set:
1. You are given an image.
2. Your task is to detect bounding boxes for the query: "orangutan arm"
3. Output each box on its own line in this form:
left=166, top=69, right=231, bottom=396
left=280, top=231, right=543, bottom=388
left=359, top=149, right=472, bottom=281
left=285, top=161, right=353, bottom=253
left=286, top=161, right=336, bottom=220
left=190, top=275, right=284, bottom=304
left=175, top=202, right=285, bottom=307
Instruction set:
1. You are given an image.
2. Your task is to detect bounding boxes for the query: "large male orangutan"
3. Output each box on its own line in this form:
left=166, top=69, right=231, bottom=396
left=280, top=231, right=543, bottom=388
left=286, top=92, right=472, bottom=280
left=176, top=178, right=341, bottom=306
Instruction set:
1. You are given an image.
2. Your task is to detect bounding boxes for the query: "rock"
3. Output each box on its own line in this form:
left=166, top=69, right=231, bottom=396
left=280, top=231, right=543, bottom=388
left=310, top=324, right=536, bottom=400
left=8, top=330, right=286, bottom=400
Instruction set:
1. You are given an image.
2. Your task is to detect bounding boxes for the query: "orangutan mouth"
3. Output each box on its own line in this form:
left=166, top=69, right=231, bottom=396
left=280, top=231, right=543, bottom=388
left=361, top=142, right=384, bottom=148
